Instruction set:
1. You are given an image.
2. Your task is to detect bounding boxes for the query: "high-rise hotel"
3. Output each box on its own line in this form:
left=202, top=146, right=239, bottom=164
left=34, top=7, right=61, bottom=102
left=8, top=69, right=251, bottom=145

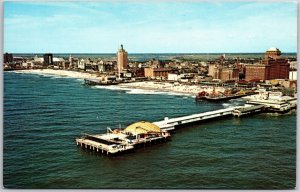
left=245, top=47, right=289, bottom=81
left=117, top=44, right=128, bottom=77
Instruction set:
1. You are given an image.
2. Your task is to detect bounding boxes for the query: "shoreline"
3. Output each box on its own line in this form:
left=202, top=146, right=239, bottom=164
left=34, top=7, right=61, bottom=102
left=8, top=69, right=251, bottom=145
left=9, top=69, right=226, bottom=96
left=11, top=69, right=99, bottom=79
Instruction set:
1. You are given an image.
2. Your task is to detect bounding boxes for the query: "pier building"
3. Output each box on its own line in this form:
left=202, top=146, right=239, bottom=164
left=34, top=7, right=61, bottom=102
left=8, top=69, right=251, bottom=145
left=76, top=121, right=170, bottom=155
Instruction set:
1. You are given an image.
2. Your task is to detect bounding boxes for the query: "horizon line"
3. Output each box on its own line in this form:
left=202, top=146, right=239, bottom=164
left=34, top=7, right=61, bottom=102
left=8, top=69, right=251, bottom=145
left=9, top=52, right=298, bottom=54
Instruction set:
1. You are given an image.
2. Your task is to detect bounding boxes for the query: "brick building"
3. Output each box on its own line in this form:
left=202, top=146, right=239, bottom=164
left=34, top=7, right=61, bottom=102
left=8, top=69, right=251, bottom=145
left=144, top=68, right=177, bottom=79
left=208, top=63, right=239, bottom=82
left=245, top=64, right=269, bottom=81
left=117, top=44, right=128, bottom=71
left=4, top=53, right=13, bottom=63
left=245, top=48, right=289, bottom=81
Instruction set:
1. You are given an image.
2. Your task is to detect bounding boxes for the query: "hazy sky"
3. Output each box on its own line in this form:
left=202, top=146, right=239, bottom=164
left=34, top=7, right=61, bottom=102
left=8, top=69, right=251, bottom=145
left=4, top=1, right=297, bottom=53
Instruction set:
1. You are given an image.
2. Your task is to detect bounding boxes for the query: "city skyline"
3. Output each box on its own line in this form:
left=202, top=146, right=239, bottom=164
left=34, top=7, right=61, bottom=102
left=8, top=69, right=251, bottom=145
left=4, top=1, right=297, bottom=53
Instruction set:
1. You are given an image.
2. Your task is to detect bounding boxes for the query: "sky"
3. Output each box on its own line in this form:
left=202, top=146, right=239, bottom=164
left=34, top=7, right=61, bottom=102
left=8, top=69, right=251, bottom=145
left=4, top=1, right=298, bottom=53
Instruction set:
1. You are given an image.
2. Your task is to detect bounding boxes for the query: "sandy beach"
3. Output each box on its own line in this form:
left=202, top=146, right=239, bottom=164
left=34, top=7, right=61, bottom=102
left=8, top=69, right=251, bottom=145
left=119, top=81, right=226, bottom=96
left=12, top=69, right=226, bottom=96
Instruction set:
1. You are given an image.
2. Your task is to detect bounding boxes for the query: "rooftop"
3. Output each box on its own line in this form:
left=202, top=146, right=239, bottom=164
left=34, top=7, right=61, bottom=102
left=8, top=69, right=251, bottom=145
left=267, top=47, right=280, bottom=52
left=124, top=121, right=161, bottom=135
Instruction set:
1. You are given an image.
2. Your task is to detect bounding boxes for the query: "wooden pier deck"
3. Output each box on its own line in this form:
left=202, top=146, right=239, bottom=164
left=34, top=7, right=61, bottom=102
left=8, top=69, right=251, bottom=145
left=232, top=104, right=265, bottom=117
left=153, top=107, right=239, bottom=132
left=76, top=104, right=278, bottom=156
left=76, top=134, right=134, bottom=155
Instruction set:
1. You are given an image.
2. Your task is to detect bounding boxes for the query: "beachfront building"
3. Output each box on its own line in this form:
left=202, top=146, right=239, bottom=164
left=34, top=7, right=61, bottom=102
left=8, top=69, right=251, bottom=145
left=245, top=47, right=289, bottom=81
left=168, top=73, right=179, bottom=81
left=78, top=59, right=88, bottom=70
left=117, top=44, right=128, bottom=78
left=289, top=71, right=297, bottom=81
left=208, top=63, right=239, bottom=82
left=144, top=67, right=178, bottom=80
left=4, top=53, right=13, bottom=63
left=97, top=60, right=105, bottom=73
left=43, top=53, right=53, bottom=66
left=52, top=57, right=65, bottom=69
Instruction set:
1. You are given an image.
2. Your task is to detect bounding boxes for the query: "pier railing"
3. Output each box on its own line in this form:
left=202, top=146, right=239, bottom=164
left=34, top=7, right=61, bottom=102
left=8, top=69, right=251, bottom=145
left=153, top=107, right=239, bottom=131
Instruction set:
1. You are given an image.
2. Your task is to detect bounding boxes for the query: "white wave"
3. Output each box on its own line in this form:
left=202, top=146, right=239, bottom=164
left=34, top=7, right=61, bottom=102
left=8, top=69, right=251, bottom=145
left=75, top=79, right=84, bottom=82
left=13, top=70, right=77, bottom=79
left=126, top=89, right=165, bottom=95
left=222, top=103, right=231, bottom=108
left=92, top=85, right=131, bottom=91
left=126, top=88, right=193, bottom=97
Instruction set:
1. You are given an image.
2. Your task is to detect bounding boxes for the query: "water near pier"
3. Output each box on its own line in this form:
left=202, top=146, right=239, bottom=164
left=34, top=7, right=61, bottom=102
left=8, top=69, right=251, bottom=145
left=3, top=72, right=296, bottom=189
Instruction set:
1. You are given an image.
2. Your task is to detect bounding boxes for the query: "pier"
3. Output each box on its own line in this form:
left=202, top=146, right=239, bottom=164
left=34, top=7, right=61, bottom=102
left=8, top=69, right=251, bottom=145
left=76, top=99, right=296, bottom=156
left=232, top=104, right=265, bottom=117
left=154, top=106, right=241, bottom=132
left=76, top=121, right=171, bottom=156
left=76, top=134, right=134, bottom=155
left=75, top=105, right=268, bottom=156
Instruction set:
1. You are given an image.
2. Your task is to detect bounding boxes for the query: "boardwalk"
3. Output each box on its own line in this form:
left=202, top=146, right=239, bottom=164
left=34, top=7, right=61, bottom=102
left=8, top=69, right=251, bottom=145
left=153, top=107, right=240, bottom=132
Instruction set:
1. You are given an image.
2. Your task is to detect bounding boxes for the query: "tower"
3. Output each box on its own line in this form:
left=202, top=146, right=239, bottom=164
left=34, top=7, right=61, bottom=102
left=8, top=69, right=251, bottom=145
left=4, top=53, right=13, bottom=63
left=117, top=44, right=128, bottom=78
left=43, top=53, right=53, bottom=66
left=265, top=47, right=281, bottom=59
left=69, top=55, right=73, bottom=68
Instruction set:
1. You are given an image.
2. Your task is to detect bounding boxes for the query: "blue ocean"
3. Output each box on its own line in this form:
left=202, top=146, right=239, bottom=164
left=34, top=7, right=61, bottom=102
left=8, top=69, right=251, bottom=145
left=3, top=71, right=296, bottom=189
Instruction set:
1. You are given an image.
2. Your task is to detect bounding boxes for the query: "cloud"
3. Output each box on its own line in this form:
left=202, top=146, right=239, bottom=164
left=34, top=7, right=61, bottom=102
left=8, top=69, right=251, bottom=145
left=4, top=1, right=297, bottom=53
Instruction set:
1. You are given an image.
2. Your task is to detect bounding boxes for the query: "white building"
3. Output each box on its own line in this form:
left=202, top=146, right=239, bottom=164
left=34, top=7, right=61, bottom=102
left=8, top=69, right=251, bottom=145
left=168, top=73, right=179, bottom=81
left=78, top=59, right=87, bottom=70
left=289, top=71, right=297, bottom=80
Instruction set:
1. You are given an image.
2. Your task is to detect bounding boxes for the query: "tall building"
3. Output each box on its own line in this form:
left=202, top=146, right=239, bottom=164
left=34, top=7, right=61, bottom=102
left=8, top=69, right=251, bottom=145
left=208, top=63, right=239, bottom=82
left=245, top=48, right=289, bottom=81
left=116, top=44, right=128, bottom=76
left=4, top=53, right=13, bottom=63
left=43, top=53, right=53, bottom=66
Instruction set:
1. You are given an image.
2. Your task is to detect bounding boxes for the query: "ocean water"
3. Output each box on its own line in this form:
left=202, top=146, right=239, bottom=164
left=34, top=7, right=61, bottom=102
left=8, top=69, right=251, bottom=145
left=3, top=72, right=296, bottom=189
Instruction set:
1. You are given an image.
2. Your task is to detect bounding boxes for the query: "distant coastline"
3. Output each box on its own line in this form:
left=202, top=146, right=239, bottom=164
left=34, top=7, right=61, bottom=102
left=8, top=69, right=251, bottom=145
left=11, top=69, right=226, bottom=96
left=11, top=52, right=298, bottom=62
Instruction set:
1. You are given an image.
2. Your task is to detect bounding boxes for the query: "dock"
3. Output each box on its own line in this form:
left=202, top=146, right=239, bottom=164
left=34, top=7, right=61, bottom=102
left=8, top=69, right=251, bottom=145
left=153, top=107, right=240, bottom=132
left=84, top=78, right=119, bottom=86
left=76, top=134, right=134, bottom=155
left=202, top=94, right=250, bottom=102
left=76, top=121, right=171, bottom=156
left=195, top=90, right=257, bottom=102
left=232, top=104, right=265, bottom=117
left=246, top=98, right=297, bottom=113
left=76, top=99, right=296, bottom=156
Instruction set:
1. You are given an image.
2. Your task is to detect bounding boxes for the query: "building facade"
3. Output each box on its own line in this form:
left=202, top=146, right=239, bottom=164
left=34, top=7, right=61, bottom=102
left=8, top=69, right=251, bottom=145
left=4, top=53, right=13, bottom=63
left=245, top=48, right=289, bottom=81
left=208, top=63, right=239, bottom=82
left=43, top=53, right=53, bottom=66
left=144, top=68, right=177, bottom=80
left=117, top=44, right=128, bottom=73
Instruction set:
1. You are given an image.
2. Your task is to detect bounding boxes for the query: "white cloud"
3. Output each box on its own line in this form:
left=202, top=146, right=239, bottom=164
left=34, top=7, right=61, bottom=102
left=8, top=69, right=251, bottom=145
left=4, top=1, right=297, bottom=53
